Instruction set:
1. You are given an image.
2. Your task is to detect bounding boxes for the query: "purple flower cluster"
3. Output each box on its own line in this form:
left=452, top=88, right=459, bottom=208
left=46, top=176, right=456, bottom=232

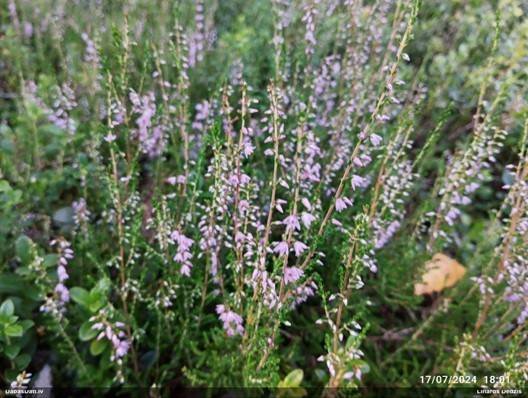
left=302, top=0, right=318, bottom=56
left=216, top=304, right=244, bottom=337
left=129, top=91, right=166, bottom=158
left=431, top=127, right=508, bottom=245
left=72, top=198, right=91, bottom=231
left=40, top=239, right=74, bottom=315
left=170, top=230, right=195, bottom=277
left=90, top=313, right=130, bottom=364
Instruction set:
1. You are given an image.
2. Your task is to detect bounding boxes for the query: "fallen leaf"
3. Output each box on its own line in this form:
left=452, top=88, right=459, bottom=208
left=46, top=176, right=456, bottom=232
left=414, top=253, right=466, bottom=295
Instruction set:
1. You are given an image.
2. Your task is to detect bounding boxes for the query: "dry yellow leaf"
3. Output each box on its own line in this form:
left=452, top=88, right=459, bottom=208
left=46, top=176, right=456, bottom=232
left=414, top=253, right=467, bottom=296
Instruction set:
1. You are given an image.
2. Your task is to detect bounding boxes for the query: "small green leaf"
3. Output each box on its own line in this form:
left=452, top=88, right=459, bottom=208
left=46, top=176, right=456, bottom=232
left=22, top=288, right=42, bottom=302
left=14, top=353, right=31, bottom=369
left=15, top=236, right=33, bottom=264
left=88, top=290, right=104, bottom=312
left=52, top=207, right=74, bottom=226
left=19, top=320, right=35, bottom=332
left=281, top=369, right=304, bottom=388
left=5, top=344, right=21, bottom=360
left=502, top=169, right=515, bottom=186
left=0, top=274, right=24, bottom=295
left=40, top=123, right=64, bottom=136
left=314, top=368, right=328, bottom=383
left=79, top=321, right=99, bottom=341
left=90, top=338, right=108, bottom=356
left=42, top=254, right=60, bottom=268
left=5, top=324, right=24, bottom=337
left=70, top=287, right=90, bottom=307
left=94, top=277, right=111, bottom=294
left=0, top=299, right=15, bottom=316
left=14, top=267, right=31, bottom=276
left=5, top=368, right=19, bottom=382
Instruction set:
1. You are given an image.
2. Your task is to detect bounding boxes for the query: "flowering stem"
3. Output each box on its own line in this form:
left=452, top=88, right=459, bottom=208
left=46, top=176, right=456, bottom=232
left=278, top=124, right=303, bottom=302
left=109, top=147, right=141, bottom=380
left=472, top=160, right=528, bottom=338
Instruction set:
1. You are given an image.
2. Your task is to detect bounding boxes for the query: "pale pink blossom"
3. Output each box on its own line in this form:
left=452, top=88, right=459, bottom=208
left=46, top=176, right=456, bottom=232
left=370, top=134, right=382, bottom=146
left=293, top=241, right=308, bottom=257
left=283, top=215, right=301, bottom=233
left=351, top=175, right=366, bottom=190
left=300, top=212, right=316, bottom=228
left=284, top=267, right=304, bottom=285
left=273, top=241, right=289, bottom=257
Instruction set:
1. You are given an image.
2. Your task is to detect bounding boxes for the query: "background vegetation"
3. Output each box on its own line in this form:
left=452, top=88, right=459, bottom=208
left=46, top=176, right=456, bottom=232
left=0, top=0, right=527, bottom=393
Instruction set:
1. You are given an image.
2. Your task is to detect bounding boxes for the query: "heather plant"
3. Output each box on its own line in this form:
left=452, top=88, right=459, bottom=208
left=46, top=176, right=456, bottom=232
left=0, top=0, right=527, bottom=393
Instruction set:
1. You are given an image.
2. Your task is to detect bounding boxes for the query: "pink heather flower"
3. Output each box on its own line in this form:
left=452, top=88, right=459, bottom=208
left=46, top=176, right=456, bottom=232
left=293, top=241, right=308, bottom=257
left=91, top=322, right=104, bottom=331
left=104, top=133, right=116, bottom=143
left=300, top=212, right=316, bottom=228
left=129, top=91, right=166, bottom=158
left=360, top=154, right=372, bottom=165
left=180, top=264, right=191, bottom=277
left=170, top=231, right=194, bottom=276
left=42, top=238, right=73, bottom=314
left=305, top=30, right=316, bottom=45
left=301, top=198, right=312, bottom=211
left=167, top=175, right=188, bottom=185
left=228, top=174, right=239, bottom=186
left=445, top=207, right=461, bottom=226
left=273, top=241, right=289, bottom=257
left=302, top=164, right=321, bottom=182
left=57, top=265, right=69, bottom=282
left=235, top=231, right=246, bottom=243
left=193, top=100, right=210, bottom=129
left=375, top=114, right=390, bottom=123
left=112, top=336, right=130, bottom=358
left=284, top=267, right=304, bottom=285
left=10, top=372, right=32, bottom=389
left=23, top=22, right=33, bottom=39
left=276, top=199, right=287, bottom=213
left=240, top=174, right=251, bottom=185
left=370, top=134, right=382, bottom=146
left=242, top=143, right=255, bottom=158
left=465, top=182, right=479, bottom=194
left=171, top=231, right=194, bottom=251
left=283, top=215, right=301, bottom=233
left=335, top=197, right=353, bottom=212
left=72, top=199, right=90, bottom=226
left=220, top=310, right=243, bottom=325
left=336, top=198, right=346, bottom=212
left=216, top=304, right=244, bottom=337
left=351, top=175, right=366, bottom=190
left=238, top=200, right=249, bottom=212
left=331, top=219, right=343, bottom=227
left=174, top=251, right=192, bottom=262
left=54, top=283, right=70, bottom=303
left=291, top=283, right=317, bottom=308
